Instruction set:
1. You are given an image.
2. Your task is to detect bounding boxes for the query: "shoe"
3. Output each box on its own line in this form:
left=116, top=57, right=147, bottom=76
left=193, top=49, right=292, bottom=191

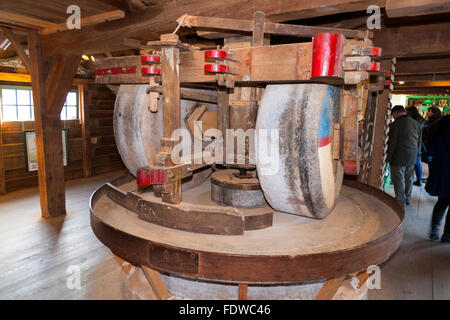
left=430, top=233, right=439, bottom=241
left=441, top=234, right=450, bottom=243
left=413, top=181, right=421, bottom=186
left=422, top=178, right=428, bottom=183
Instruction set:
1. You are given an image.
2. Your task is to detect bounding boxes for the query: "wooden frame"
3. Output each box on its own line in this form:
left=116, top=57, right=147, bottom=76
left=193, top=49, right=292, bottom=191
left=91, top=180, right=404, bottom=284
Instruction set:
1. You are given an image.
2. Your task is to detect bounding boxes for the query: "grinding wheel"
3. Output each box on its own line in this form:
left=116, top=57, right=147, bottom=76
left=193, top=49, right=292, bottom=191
left=113, top=84, right=215, bottom=189
left=256, top=83, right=343, bottom=219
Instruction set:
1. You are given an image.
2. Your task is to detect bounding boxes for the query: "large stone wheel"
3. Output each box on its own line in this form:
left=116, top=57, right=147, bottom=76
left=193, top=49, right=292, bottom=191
left=114, top=84, right=214, bottom=190
left=256, top=83, right=343, bottom=219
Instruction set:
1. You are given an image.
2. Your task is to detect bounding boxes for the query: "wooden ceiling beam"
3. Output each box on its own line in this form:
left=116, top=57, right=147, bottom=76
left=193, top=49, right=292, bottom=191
left=40, top=9, right=126, bottom=35
left=41, top=0, right=386, bottom=55
left=396, top=56, right=450, bottom=75
left=374, top=20, right=450, bottom=58
left=386, top=0, right=450, bottom=18
left=0, top=10, right=57, bottom=30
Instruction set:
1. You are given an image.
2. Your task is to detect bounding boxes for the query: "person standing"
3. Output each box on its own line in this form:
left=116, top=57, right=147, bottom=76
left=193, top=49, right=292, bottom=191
left=425, top=115, right=450, bottom=243
left=406, top=107, right=426, bottom=186
left=387, top=105, right=422, bottom=207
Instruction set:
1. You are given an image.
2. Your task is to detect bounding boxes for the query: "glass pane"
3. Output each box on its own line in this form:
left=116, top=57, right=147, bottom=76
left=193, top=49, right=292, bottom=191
left=66, top=92, right=77, bottom=106
left=66, top=106, right=77, bottom=120
left=17, top=89, right=30, bottom=105
left=30, top=106, right=35, bottom=120
left=2, top=105, right=17, bottom=121
left=2, top=89, right=16, bottom=105
left=60, top=107, right=66, bottom=120
left=18, top=105, right=32, bottom=121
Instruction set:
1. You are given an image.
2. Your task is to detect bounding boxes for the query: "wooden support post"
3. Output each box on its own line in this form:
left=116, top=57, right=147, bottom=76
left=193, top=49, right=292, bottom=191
left=217, top=87, right=229, bottom=163
left=248, top=11, right=265, bottom=136
left=315, top=276, right=346, bottom=300
left=28, top=31, right=81, bottom=218
left=238, top=283, right=248, bottom=300
left=79, top=84, right=92, bottom=178
left=142, top=265, right=172, bottom=300
left=0, top=112, right=5, bottom=195
left=159, top=34, right=182, bottom=204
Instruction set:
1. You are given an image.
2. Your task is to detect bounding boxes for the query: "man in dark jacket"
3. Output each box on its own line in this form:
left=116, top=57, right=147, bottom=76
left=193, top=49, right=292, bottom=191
left=387, top=105, right=422, bottom=207
left=425, top=115, right=450, bottom=243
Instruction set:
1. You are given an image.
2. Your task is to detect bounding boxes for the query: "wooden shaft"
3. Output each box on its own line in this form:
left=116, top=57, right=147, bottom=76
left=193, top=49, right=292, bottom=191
left=217, top=86, right=229, bottom=164
left=79, top=84, right=92, bottom=178
left=0, top=110, right=5, bottom=195
left=161, top=46, right=181, bottom=139
left=238, top=283, right=248, bottom=300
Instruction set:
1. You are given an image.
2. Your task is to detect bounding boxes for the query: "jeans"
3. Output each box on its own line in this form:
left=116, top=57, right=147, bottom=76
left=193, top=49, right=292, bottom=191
left=391, top=165, right=415, bottom=206
left=431, top=197, right=450, bottom=238
left=414, top=155, right=422, bottom=182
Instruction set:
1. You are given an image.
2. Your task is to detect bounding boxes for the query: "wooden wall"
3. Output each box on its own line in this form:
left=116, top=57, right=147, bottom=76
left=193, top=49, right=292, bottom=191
left=0, top=83, right=124, bottom=193
left=88, top=85, right=125, bottom=176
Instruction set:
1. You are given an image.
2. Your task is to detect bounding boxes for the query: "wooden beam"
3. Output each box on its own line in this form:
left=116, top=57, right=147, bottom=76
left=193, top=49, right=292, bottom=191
left=396, top=80, right=450, bottom=88
left=1, top=27, right=30, bottom=72
left=315, top=277, right=346, bottom=300
left=396, top=56, right=450, bottom=75
left=238, top=283, right=248, bottom=300
left=141, top=266, right=171, bottom=300
left=45, top=55, right=81, bottom=114
left=79, top=84, right=92, bottom=178
left=374, top=20, right=450, bottom=58
left=0, top=72, right=31, bottom=82
left=28, top=31, right=66, bottom=218
left=181, top=14, right=370, bottom=39
left=386, top=0, right=450, bottom=18
left=0, top=10, right=57, bottom=30
left=28, top=31, right=81, bottom=218
left=122, top=0, right=133, bottom=14
left=0, top=111, right=5, bottom=195
left=41, top=0, right=383, bottom=55
left=40, top=10, right=126, bottom=35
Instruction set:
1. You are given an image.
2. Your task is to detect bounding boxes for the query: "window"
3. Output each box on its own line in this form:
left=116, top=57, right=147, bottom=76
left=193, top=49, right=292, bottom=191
left=61, top=91, right=79, bottom=120
left=0, top=87, right=78, bottom=121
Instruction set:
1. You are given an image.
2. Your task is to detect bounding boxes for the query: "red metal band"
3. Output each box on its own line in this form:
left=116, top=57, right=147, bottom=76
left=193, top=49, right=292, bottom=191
left=311, top=33, right=344, bottom=78
left=96, top=66, right=136, bottom=76
left=205, top=50, right=228, bottom=60
left=141, top=55, right=161, bottom=63
left=204, top=64, right=228, bottom=73
left=141, top=66, right=162, bottom=75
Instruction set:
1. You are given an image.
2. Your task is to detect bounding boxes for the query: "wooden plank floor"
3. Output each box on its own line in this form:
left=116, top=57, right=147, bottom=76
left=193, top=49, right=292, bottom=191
left=0, top=171, right=126, bottom=300
left=369, top=184, right=450, bottom=300
left=0, top=172, right=448, bottom=299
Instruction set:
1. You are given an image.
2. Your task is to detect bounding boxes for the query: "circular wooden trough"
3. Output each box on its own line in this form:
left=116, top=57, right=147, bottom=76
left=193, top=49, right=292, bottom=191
left=90, top=179, right=404, bottom=285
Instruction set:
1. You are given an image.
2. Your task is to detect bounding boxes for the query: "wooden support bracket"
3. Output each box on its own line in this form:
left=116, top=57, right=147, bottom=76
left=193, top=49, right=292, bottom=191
left=238, top=283, right=248, bottom=300
left=142, top=265, right=172, bottom=300
left=1, top=27, right=31, bottom=72
left=315, top=276, right=346, bottom=300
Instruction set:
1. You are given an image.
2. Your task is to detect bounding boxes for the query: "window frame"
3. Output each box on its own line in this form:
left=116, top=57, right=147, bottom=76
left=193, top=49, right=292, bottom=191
left=0, top=85, right=79, bottom=122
